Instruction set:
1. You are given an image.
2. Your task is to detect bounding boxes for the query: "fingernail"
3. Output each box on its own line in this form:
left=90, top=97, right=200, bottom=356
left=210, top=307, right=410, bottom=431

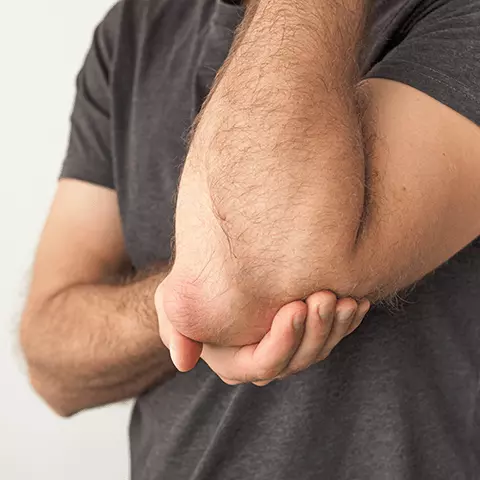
left=358, top=301, right=371, bottom=319
left=337, top=309, right=355, bottom=323
left=170, top=344, right=181, bottom=370
left=293, top=313, right=305, bottom=331
left=319, top=350, right=331, bottom=361
left=318, top=304, right=333, bottom=323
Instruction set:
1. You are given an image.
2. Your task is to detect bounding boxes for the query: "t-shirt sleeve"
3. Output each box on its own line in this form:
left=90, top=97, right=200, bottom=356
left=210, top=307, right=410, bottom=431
left=364, top=0, right=480, bottom=127
left=60, top=2, right=124, bottom=189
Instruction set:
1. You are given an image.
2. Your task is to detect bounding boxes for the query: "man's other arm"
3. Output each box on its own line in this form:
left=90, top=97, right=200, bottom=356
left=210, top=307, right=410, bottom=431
left=20, top=179, right=174, bottom=417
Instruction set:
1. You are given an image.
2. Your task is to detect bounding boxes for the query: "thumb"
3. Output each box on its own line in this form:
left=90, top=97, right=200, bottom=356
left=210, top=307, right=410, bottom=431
left=155, top=280, right=203, bottom=372
left=169, top=327, right=203, bottom=372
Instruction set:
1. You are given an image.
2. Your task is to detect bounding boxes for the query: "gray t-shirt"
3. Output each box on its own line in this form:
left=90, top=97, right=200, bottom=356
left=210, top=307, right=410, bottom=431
left=61, top=0, right=480, bottom=478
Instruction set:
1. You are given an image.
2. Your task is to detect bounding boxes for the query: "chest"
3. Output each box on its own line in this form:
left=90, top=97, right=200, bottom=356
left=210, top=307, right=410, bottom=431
left=112, top=1, right=241, bottom=268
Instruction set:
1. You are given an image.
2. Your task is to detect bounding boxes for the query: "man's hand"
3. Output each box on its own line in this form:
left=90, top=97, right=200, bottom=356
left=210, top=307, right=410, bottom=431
left=156, top=283, right=370, bottom=385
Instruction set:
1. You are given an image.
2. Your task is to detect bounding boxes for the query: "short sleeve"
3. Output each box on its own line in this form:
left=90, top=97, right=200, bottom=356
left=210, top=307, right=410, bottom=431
left=364, top=0, right=480, bottom=127
left=60, top=2, right=124, bottom=189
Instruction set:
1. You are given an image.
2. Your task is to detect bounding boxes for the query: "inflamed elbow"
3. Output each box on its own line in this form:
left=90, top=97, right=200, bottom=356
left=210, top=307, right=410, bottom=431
left=160, top=274, right=276, bottom=347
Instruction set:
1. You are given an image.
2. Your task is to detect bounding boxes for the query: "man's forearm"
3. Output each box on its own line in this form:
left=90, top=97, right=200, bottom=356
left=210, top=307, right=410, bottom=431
left=188, top=0, right=368, bottom=297
left=165, top=0, right=372, bottom=346
left=21, top=271, right=174, bottom=416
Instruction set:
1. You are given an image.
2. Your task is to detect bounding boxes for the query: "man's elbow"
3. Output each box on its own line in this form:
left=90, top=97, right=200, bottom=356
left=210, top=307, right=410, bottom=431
left=27, top=368, right=81, bottom=418
left=20, top=314, right=80, bottom=418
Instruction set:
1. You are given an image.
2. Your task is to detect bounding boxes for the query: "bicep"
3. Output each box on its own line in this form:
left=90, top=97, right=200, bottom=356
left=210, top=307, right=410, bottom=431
left=352, top=78, right=480, bottom=298
left=29, top=179, right=130, bottom=304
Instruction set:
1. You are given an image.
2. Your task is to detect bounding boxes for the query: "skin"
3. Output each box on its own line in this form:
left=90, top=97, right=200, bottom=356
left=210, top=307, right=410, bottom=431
left=159, top=0, right=480, bottom=380
left=158, top=287, right=369, bottom=386
left=22, top=0, right=480, bottom=414
left=20, top=180, right=174, bottom=416
left=20, top=179, right=367, bottom=416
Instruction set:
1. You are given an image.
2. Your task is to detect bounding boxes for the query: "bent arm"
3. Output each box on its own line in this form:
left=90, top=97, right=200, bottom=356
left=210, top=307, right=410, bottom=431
left=198, top=0, right=480, bottom=300
left=166, top=0, right=480, bottom=345
left=21, top=180, right=174, bottom=416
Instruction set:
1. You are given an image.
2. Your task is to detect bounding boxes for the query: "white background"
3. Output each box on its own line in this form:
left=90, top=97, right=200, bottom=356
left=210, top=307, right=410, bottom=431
left=0, top=1, right=132, bottom=478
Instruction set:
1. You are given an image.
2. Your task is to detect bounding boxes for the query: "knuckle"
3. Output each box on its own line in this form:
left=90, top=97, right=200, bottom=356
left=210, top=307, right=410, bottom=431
left=256, top=365, right=279, bottom=381
left=228, top=370, right=251, bottom=385
left=324, top=291, right=338, bottom=303
left=283, top=363, right=308, bottom=378
left=341, top=308, right=356, bottom=320
left=220, top=377, right=241, bottom=386
left=253, top=380, right=271, bottom=387
left=315, top=291, right=337, bottom=309
left=282, top=363, right=297, bottom=376
left=317, top=350, right=331, bottom=361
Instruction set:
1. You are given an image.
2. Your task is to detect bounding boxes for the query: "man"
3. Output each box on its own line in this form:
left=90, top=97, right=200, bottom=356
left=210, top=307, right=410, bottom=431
left=20, top=0, right=480, bottom=478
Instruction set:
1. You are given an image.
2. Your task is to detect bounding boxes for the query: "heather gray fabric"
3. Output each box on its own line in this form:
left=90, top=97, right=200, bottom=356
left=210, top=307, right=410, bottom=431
left=61, top=0, right=480, bottom=478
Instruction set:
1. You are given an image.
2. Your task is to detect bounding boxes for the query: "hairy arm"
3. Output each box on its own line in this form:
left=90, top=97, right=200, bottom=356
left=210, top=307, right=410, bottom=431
left=21, top=180, right=174, bottom=417
left=165, top=0, right=480, bottom=344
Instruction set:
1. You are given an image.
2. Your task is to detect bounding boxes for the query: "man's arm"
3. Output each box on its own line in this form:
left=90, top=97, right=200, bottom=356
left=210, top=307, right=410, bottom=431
left=165, top=0, right=480, bottom=344
left=21, top=179, right=174, bottom=417
left=338, top=77, right=480, bottom=299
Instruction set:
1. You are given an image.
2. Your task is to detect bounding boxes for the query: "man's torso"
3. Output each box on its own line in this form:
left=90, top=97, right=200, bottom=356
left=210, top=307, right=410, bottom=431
left=89, top=1, right=480, bottom=478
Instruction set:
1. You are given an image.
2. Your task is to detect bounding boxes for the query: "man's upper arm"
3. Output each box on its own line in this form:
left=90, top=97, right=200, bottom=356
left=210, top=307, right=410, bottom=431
left=339, top=0, right=480, bottom=299
left=60, top=1, right=124, bottom=188
left=27, top=179, right=129, bottom=306
left=348, top=78, right=480, bottom=299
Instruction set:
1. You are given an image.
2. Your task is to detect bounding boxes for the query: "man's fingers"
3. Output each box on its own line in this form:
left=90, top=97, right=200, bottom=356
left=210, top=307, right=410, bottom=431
left=317, top=297, right=358, bottom=360
left=345, top=299, right=370, bottom=336
left=218, top=376, right=242, bottom=386
left=250, top=300, right=307, bottom=380
left=202, top=300, right=307, bottom=383
left=252, top=379, right=272, bottom=387
left=277, top=291, right=336, bottom=377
